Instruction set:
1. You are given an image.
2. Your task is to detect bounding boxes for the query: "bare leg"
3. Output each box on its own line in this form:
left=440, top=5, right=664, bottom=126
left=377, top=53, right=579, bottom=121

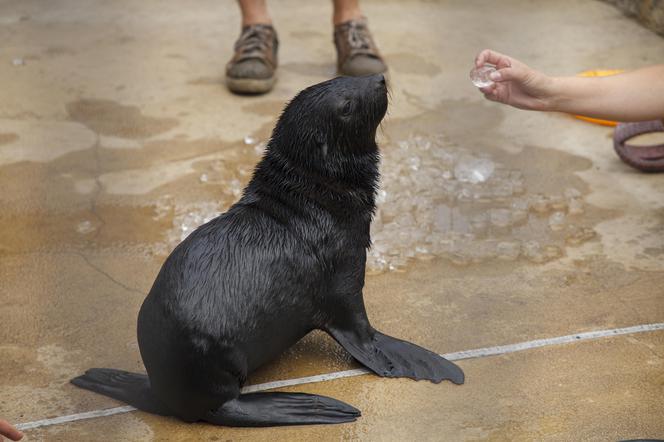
left=238, top=0, right=272, bottom=26
left=332, top=0, right=362, bottom=25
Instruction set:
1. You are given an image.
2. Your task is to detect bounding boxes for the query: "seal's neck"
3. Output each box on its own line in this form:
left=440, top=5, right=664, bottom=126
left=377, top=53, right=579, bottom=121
left=245, top=147, right=379, bottom=222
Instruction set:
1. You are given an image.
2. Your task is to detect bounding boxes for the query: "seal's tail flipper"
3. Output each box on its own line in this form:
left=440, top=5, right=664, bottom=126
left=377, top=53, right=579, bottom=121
left=205, top=392, right=360, bottom=427
left=71, top=368, right=171, bottom=416
left=330, top=328, right=465, bottom=385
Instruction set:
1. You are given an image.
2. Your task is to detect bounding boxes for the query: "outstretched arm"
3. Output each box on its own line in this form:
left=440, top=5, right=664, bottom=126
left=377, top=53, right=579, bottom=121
left=475, top=49, right=664, bottom=122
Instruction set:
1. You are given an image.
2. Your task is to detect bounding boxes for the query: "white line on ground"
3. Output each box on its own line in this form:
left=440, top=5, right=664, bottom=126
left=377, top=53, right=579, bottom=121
left=15, top=322, right=664, bottom=431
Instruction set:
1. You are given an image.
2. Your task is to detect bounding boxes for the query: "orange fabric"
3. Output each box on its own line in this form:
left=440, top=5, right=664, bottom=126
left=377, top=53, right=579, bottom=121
left=571, top=69, right=625, bottom=126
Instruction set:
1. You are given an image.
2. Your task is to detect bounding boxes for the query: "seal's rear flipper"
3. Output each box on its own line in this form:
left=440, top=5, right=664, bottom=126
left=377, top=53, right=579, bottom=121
left=71, top=368, right=171, bottom=416
left=330, top=328, right=465, bottom=385
left=205, top=392, right=360, bottom=427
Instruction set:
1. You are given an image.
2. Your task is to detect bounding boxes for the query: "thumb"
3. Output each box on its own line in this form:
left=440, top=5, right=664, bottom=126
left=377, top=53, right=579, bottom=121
left=0, top=419, right=23, bottom=441
left=490, top=67, right=526, bottom=83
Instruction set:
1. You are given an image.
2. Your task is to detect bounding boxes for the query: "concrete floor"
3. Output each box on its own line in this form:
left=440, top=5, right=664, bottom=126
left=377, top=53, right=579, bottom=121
left=1, top=0, right=664, bottom=440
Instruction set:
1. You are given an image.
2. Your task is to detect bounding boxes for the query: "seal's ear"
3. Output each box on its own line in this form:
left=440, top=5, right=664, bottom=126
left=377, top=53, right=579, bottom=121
left=314, top=130, right=328, bottom=158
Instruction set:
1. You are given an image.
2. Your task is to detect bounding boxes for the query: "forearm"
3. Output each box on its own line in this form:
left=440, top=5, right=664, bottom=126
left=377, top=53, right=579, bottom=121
left=548, top=65, right=664, bottom=121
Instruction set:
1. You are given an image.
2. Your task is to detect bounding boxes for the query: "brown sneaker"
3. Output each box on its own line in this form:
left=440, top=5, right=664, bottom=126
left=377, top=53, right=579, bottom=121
left=226, top=24, right=278, bottom=94
left=334, top=17, right=387, bottom=77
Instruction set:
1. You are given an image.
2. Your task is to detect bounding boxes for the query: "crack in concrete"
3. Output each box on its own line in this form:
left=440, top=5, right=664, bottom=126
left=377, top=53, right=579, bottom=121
left=74, top=133, right=144, bottom=297
left=88, top=133, right=107, bottom=240
left=0, top=249, right=144, bottom=296
left=73, top=252, right=144, bottom=296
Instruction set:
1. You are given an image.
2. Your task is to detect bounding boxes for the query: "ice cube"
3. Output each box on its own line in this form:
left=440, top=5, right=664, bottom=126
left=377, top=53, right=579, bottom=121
left=496, top=241, right=520, bottom=260
left=254, top=142, right=266, bottom=155
left=469, top=65, right=497, bottom=88
left=564, top=188, right=581, bottom=199
left=76, top=220, right=94, bottom=234
left=548, top=212, right=566, bottom=230
left=489, top=208, right=511, bottom=228
left=454, top=156, right=495, bottom=184
left=568, top=198, right=584, bottom=215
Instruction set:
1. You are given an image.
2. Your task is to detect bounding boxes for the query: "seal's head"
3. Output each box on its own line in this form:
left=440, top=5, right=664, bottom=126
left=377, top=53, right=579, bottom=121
left=269, top=74, right=388, bottom=176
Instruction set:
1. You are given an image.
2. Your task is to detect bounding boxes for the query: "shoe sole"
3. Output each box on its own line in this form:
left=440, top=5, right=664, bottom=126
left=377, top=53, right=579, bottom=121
left=226, top=76, right=276, bottom=94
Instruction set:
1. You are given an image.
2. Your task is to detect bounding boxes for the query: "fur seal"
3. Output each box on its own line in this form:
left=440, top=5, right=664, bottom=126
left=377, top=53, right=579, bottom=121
left=71, top=74, right=464, bottom=427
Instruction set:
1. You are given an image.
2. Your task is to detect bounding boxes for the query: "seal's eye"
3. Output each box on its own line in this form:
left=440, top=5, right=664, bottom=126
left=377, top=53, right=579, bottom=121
left=340, top=100, right=352, bottom=116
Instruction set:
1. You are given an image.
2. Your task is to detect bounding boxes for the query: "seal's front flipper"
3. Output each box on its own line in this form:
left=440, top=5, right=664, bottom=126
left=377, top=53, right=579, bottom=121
left=205, top=392, right=360, bottom=427
left=71, top=368, right=171, bottom=416
left=329, top=328, right=465, bottom=385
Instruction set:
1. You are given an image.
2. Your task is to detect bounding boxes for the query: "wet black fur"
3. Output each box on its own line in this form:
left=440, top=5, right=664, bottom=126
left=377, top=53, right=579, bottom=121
left=71, top=75, right=464, bottom=427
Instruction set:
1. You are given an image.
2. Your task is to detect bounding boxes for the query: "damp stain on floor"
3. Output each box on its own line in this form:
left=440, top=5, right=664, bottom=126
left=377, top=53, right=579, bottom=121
left=66, top=99, right=179, bottom=139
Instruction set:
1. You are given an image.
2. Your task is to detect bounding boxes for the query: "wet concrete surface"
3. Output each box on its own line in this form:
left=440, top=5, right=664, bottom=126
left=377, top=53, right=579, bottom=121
left=1, top=0, right=663, bottom=440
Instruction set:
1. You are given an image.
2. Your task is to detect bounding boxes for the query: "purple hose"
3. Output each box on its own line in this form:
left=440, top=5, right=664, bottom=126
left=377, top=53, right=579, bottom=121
left=613, top=120, right=664, bottom=172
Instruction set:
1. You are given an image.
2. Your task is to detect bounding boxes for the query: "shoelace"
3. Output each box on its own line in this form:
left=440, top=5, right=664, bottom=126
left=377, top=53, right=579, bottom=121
left=346, top=21, right=371, bottom=50
left=236, top=26, right=273, bottom=54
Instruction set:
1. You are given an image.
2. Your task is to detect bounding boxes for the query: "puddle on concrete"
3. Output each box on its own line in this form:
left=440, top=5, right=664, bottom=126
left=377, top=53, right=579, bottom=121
left=0, top=120, right=96, bottom=165
left=0, top=100, right=618, bottom=275
left=0, top=204, right=173, bottom=254
left=66, top=99, right=178, bottom=139
left=0, top=132, right=18, bottom=145
left=365, top=133, right=598, bottom=273
left=154, top=138, right=268, bottom=247
left=154, top=129, right=600, bottom=274
left=594, top=213, right=664, bottom=271
left=94, top=137, right=234, bottom=176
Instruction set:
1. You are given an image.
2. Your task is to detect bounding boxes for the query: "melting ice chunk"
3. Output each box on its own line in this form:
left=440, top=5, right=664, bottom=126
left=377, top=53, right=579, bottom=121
left=76, top=220, right=95, bottom=234
left=548, top=211, right=566, bottom=230
left=453, top=155, right=495, bottom=183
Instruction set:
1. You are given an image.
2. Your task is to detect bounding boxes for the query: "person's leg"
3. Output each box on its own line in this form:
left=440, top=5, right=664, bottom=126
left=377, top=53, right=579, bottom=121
left=226, top=0, right=278, bottom=95
left=332, top=0, right=387, bottom=76
left=238, top=0, right=272, bottom=26
left=332, top=0, right=362, bottom=25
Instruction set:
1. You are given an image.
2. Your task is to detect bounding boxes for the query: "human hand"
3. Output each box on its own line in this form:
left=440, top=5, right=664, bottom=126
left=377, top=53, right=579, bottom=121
left=0, top=419, right=23, bottom=441
left=474, top=49, right=556, bottom=111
